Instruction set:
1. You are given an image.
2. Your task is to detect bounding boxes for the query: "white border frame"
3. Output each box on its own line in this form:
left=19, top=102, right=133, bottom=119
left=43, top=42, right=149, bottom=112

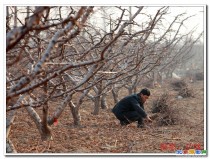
left=2, top=2, right=207, bottom=158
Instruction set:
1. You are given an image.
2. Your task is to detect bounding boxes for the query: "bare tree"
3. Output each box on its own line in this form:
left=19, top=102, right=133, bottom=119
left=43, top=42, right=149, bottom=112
left=6, top=6, right=203, bottom=153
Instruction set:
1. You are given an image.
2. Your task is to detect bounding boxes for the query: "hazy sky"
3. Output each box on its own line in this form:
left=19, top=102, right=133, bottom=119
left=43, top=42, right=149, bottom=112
left=167, top=6, right=204, bottom=36
left=90, top=6, right=204, bottom=41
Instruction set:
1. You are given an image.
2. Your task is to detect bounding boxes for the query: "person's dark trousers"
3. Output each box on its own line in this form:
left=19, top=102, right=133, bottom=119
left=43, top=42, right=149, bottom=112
left=118, top=111, right=144, bottom=127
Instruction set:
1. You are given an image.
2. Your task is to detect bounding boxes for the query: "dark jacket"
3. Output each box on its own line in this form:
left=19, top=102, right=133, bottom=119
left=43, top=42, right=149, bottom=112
left=112, top=93, right=147, bottom=119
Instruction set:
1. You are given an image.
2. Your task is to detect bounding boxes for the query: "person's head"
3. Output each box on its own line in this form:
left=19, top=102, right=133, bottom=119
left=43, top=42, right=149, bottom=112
left=139, top=88, right=150, bottom=103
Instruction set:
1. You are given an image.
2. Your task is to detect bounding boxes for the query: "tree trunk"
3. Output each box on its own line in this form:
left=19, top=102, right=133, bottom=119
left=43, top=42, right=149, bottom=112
left=6, top=139, right=17, bottom=153
left=48, top=93, right=73, bottom=125
left=6, top=111, right=17, bottom=153
left=41, top=104, right=52, bottom=141
left=6, top=110, right=16, bottom=139
left=129, top=6, right=132, bottom=34
left=24, top=83, right=52, bottom=141
left=127, top=87, right=133, bottom=95
left=14, top=6, right=17, bottom=28
left=6, top=7, right=10, bottom=32
left=101, top=94, right=108, bottom=109
left=69, top=89, right=90, bottom=126
left=133, top=85, right=137, bottom=94
left=25, top=103, right=52, bottom=141
left=39, top=82, right=52, bottom=141
left=69, top=101, right=81, bottom=126
left=26, top=6, right=30, bottom=18
left=92, top=96, right=100, bottom=115
left=112, top=89, right=119, bottom=104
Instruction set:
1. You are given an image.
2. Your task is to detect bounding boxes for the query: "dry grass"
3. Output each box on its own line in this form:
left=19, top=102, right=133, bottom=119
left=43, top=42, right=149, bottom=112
left=171, top=80, right=187, bottom=91
left=151, top=92, right=180, bottom=126
left=151, top=93, right=171, bottom=113
left=171, top=79, right=194, bottom=98
left=178, top=87, right=194, bottom=98
left=8, top=81, right=205, bottom=154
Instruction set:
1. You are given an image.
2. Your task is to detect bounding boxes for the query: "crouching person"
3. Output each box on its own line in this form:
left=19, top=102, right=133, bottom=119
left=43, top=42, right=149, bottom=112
left=112, top=88, right=152, bottom=128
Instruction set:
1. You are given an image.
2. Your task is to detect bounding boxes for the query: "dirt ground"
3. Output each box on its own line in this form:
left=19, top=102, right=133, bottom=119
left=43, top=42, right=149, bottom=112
left=8, top=80, right=205, bottom=154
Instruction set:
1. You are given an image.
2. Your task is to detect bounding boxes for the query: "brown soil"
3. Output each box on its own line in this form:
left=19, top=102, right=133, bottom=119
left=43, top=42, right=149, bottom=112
left=8, top=80, right=205, bottom=154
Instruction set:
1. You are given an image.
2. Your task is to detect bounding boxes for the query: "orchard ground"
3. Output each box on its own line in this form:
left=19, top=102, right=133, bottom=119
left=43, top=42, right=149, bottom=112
left=8, top=80, right=205, bottom=154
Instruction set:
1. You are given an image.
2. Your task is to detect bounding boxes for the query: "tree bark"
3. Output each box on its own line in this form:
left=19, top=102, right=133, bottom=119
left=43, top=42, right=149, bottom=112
left=92, top=96, right=101, bottom=115
left=6, top=139, right=17, bottom=153
left=112, top=88, right=119, bottom=104
left=101, top=94, right=108, bottom=109
left=69, top=101, right=81, bottom=126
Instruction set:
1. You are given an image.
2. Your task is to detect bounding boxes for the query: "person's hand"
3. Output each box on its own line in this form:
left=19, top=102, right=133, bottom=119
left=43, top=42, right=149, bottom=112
left=145, top=116, right=152, bottom=122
